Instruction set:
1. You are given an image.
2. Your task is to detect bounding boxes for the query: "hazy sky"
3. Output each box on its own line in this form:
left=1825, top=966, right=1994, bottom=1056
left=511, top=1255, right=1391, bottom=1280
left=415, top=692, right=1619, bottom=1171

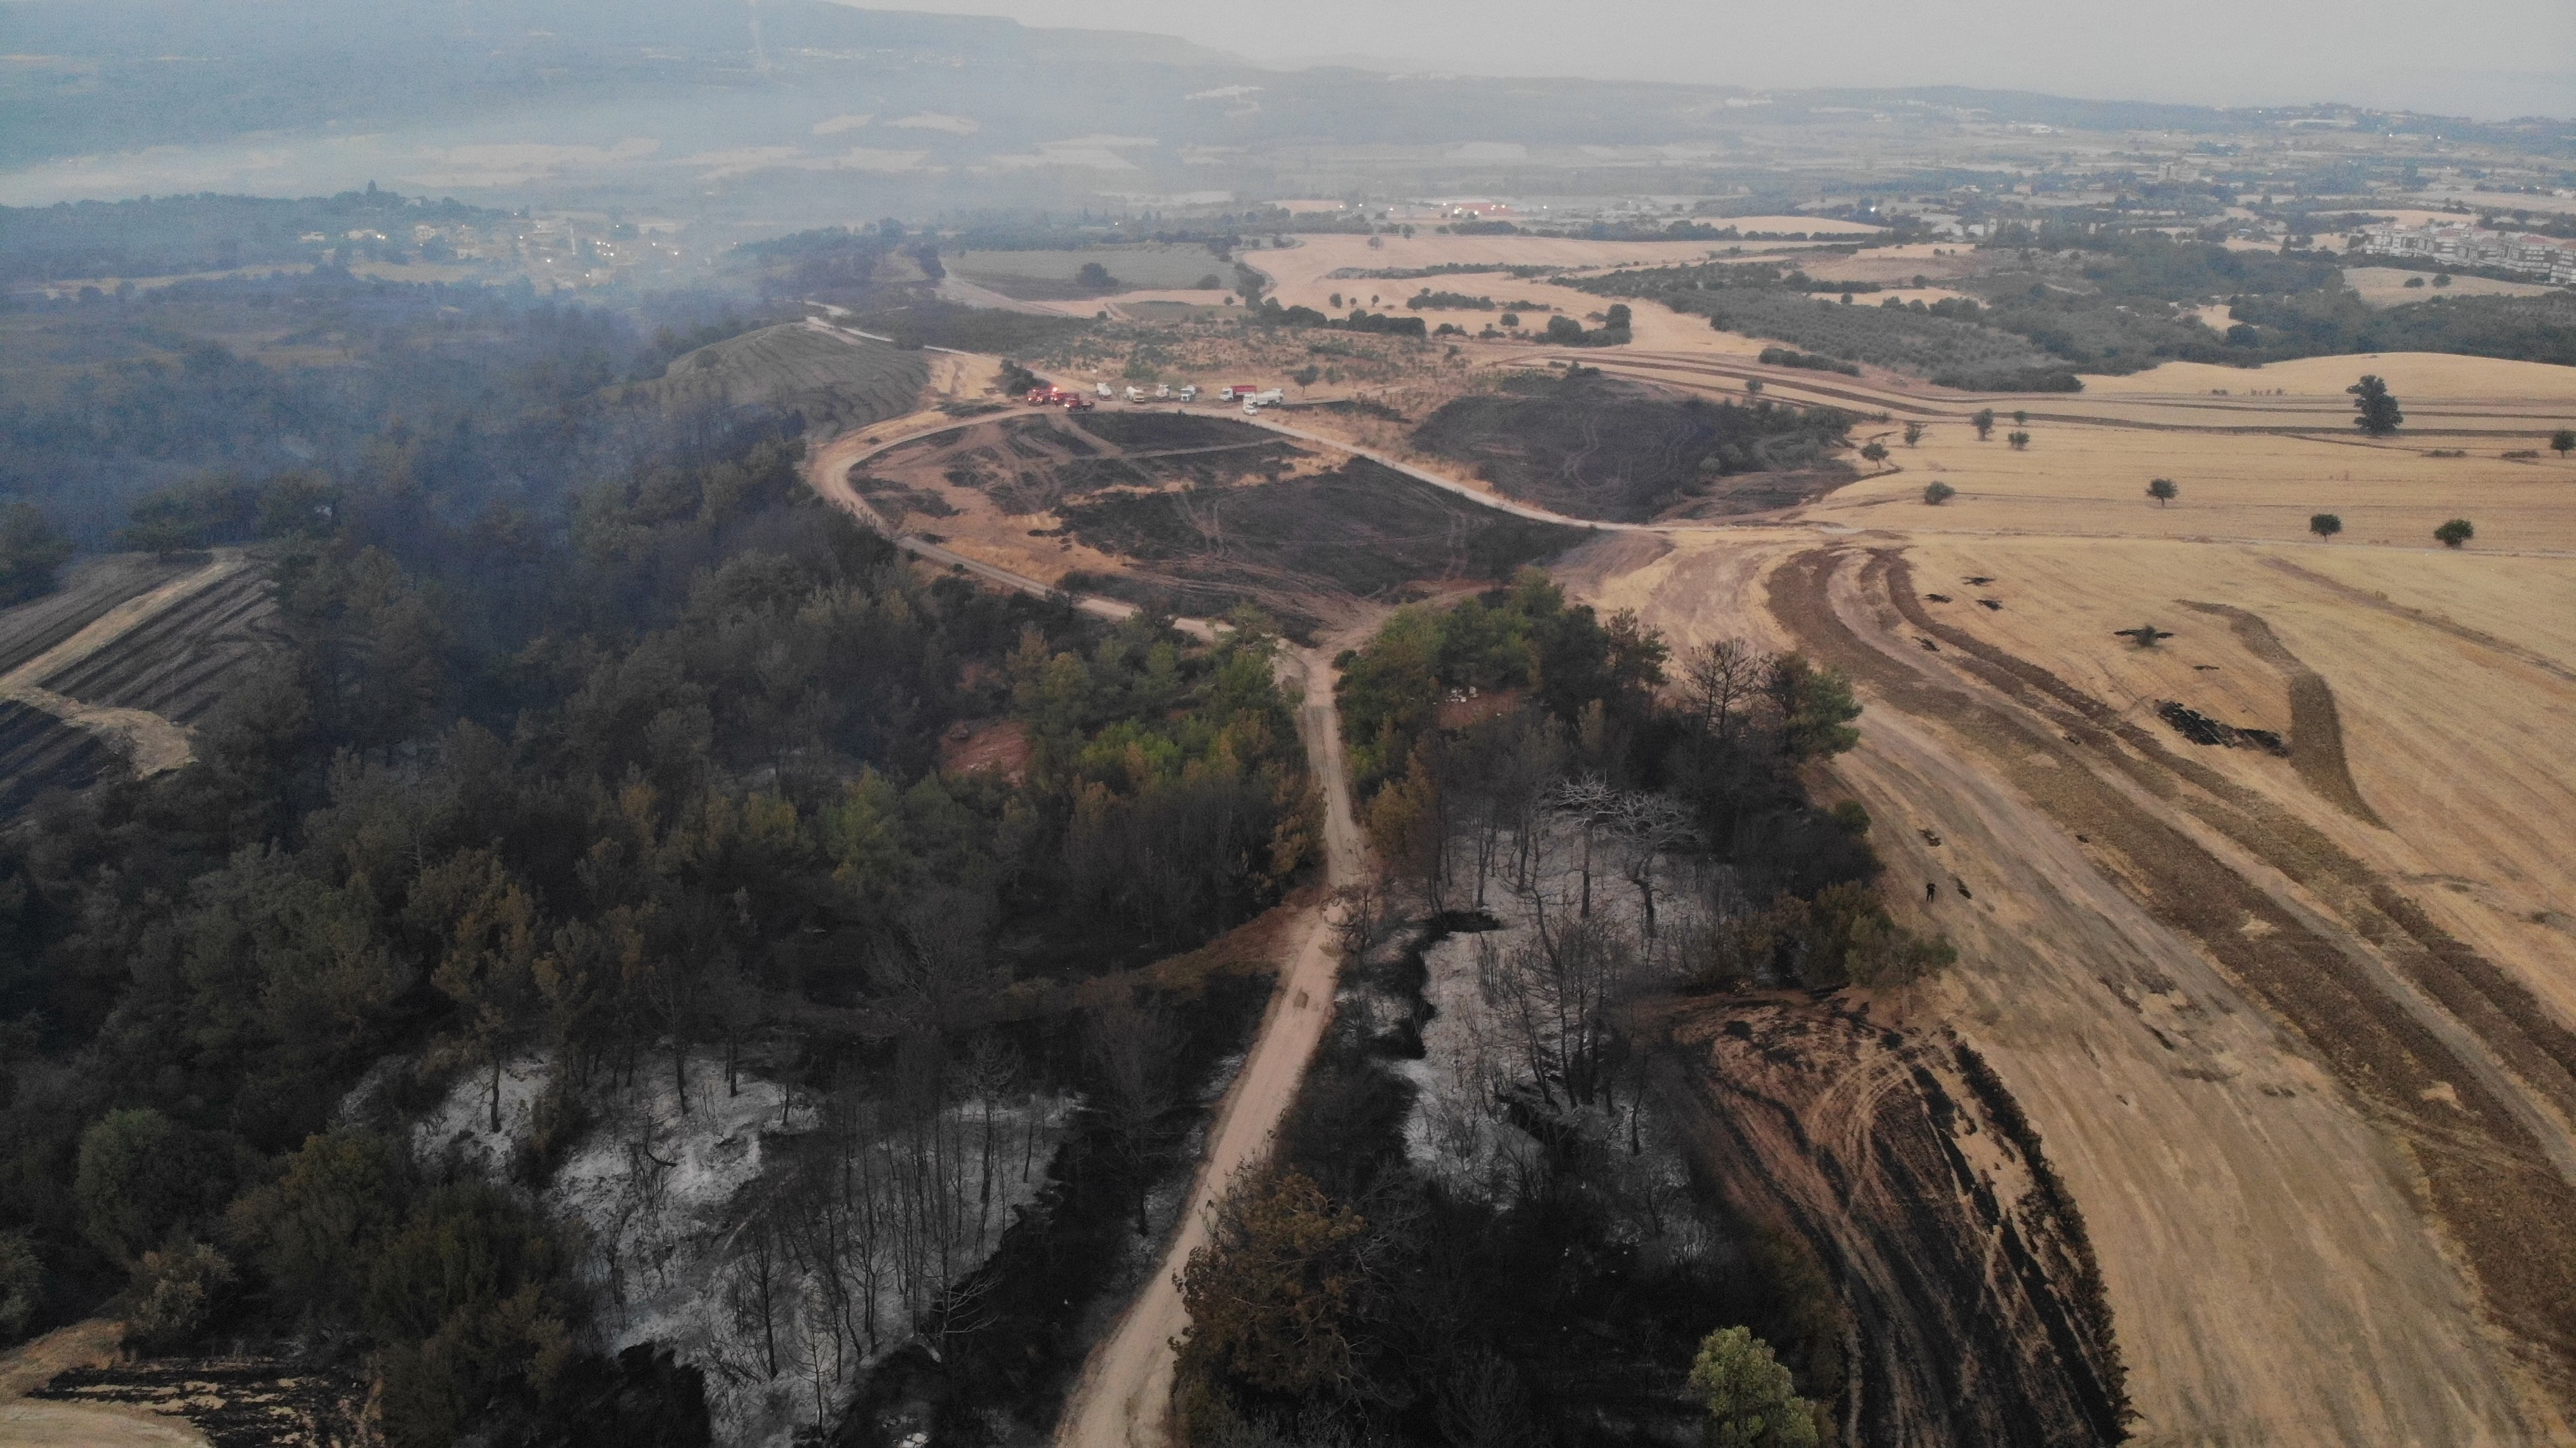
left=852, top=0, right=2576, bottom=120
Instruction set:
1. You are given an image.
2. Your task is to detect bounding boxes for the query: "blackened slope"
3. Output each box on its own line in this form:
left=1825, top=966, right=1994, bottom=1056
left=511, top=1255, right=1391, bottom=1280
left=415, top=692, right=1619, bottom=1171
left=1412, top=375, right=1851, bottom=523
left=1059, top=459, right=1586, bottom=634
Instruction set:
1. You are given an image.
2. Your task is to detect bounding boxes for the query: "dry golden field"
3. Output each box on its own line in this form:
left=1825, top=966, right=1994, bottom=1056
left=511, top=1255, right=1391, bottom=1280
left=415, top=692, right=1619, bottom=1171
left=1553, top=334, right=2576, bottom=1440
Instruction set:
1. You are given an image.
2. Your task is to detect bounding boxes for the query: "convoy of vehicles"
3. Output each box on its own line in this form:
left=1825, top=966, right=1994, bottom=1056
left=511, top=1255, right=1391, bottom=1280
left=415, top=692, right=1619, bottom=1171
left=1014, top=380, right=1271, bottom=413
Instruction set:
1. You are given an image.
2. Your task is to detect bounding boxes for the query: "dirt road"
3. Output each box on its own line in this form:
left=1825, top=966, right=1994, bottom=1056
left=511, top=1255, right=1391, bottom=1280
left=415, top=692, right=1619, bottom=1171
left=800, top=413, right=1371, bottom=1447
left=1052, top=639, right=1368, bottom=1448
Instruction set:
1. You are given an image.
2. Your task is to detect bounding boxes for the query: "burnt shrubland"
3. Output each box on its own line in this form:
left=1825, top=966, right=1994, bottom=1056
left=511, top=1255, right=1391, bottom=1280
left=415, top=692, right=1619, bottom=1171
left=1171, top=578, right=2118, bottom=1445
left=1413, top=373, right=1856, bottom=523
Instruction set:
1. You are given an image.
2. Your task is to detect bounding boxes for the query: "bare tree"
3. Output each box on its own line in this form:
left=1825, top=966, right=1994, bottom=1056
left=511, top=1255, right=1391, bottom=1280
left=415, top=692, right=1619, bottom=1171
left=1547, top=777, right=1616, bottom=919
left=725, top=1209, right=789, bottom=1380
left=1477, top=913, right=1637, bottom=1109
left=1682, top=640, right=1768, bottom=755
left=1085, top=991, right=1177, bottom=1237
left=955, top=1033, right=1023, bottom=1236
left=1609, top=792, right=1698, bottom=941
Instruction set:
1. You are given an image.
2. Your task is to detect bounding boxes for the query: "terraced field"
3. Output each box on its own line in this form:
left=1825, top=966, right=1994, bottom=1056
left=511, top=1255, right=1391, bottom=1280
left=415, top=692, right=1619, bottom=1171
left=41, top=565, right=280, bottom=723
left=624, top=321, right=929, bottom=434
left=0, top=700, right=116, bottom=815
left=0, top=551, right=279, bottom=814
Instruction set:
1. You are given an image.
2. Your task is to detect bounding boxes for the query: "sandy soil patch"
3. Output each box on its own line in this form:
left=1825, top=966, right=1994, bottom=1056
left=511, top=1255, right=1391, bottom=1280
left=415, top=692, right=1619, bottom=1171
left=940, top=717, right=1033, bottom=784
left=0, top=1400, right=208, bottom=1446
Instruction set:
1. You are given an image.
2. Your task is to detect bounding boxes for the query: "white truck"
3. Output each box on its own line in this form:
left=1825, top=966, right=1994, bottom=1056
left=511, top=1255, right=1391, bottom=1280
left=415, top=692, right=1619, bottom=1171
left=1154, top=383, right=1171, bottom=399
left=1177, top=384, right=1198, bottom=402
left=1124, top=385, right=1146, bottom=402
left=1249, top=387, right=1284, bottom=406
left=1095, top=381, right=1113, bottom=399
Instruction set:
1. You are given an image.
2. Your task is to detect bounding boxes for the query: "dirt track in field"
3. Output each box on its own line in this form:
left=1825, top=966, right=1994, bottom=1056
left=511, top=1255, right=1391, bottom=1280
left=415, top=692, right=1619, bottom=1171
left=1761, top=544, right=2575, bottom=1440
left=2176, top=600, right=2383, bottom=826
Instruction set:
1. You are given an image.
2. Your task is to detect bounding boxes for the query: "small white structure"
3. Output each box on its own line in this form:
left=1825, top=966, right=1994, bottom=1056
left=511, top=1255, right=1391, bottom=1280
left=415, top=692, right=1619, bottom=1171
left=1096, top=381, right=1113, bottom=398
left=1154, top=383, right=1171, bottom=399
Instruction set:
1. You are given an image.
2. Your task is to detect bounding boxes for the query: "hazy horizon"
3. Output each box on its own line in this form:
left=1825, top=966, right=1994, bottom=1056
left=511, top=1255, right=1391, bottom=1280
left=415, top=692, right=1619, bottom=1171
left=858, top=0, right=2576, bottom=121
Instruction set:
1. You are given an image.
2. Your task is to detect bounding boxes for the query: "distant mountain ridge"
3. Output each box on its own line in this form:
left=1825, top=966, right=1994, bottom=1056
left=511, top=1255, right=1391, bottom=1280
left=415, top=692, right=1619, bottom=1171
left=3, top=1, right=2563, bottom=215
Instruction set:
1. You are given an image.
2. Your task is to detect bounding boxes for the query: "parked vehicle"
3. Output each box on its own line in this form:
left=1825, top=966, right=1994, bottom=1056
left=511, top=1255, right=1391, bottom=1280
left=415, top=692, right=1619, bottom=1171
left=1095, top=382, right=1113, bottom=399
left=1177, top=385, right=1198, bottom=402
left=1154, top=383, right=1171, bottom=399
left=1250, top=387, right=1285, bottom=406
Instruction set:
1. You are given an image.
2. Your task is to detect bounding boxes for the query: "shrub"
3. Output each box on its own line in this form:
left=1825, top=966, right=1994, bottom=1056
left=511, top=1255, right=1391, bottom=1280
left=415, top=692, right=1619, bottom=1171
left=2006, top=430, right=2030, bottom=450
left=126, top=1239, right=235, bottom=1353
left=226, top=1129, right=409, bottom=1325
left=0, top=502, right=72, bottom=606
left=2309, top=513, right=2342, bottom=540
left=1689, top=1326, right=1820, bottom=1448
left=76, top=1109, right=247, bottom=1266
left=0, top=1232, right=41, bottom=1344
left=1922, top=481, right=1955, bottom=505
left=2435, top=518, right=2474, bottom=547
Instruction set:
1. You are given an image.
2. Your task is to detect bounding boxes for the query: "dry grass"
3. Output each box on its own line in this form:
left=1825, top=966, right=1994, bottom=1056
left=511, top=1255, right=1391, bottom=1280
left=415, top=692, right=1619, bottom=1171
left=1889, top=535, right=2576, bottom=1029
left=2341, top=267, right=2566, bottom=307
left=1807, top=422, right=2576, bottom=551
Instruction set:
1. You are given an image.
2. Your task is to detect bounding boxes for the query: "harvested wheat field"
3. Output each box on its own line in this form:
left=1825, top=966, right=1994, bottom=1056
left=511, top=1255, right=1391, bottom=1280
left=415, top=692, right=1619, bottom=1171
left=1552, top=342, right=2576, bottom=1444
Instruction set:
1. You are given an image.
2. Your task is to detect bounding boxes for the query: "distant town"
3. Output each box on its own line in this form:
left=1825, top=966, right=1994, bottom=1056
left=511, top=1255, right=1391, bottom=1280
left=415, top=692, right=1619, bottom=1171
left=2361, top=222, right=2576, bottom=282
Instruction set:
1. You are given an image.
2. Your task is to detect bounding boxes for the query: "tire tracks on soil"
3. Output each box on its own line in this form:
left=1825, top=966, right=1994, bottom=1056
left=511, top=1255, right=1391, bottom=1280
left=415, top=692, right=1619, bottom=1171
left=1774, top=544, right=2576, bottom=1420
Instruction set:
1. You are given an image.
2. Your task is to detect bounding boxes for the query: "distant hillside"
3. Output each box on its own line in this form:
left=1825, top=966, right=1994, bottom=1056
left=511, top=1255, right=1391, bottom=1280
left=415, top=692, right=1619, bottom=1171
left=0, top=188, right=510, bottom=285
